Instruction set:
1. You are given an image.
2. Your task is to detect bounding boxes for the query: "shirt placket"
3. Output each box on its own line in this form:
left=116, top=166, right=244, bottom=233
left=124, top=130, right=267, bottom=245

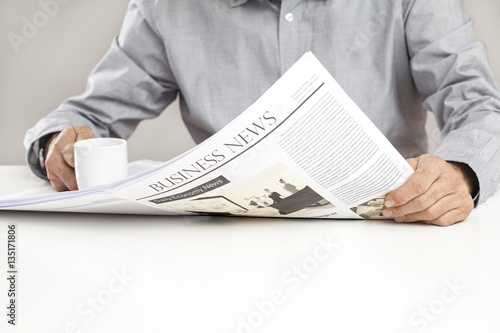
left=278, top=0, right=303, bottom=75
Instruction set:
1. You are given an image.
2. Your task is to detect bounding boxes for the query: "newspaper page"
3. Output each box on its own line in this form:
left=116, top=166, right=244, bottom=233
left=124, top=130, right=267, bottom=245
left=0, top=52, right=414, bottom=218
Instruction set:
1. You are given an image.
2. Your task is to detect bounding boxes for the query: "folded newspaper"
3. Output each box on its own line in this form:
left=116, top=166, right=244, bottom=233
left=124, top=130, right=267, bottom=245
left=0, top=52, right=414, bottom=219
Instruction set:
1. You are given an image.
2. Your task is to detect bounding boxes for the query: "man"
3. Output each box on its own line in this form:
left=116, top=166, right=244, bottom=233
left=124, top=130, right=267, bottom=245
left=279, top=178, right=299, bottom=194
left=24, top=0, right=500, bottom=226
left=264, top=189, right=285, bottom=205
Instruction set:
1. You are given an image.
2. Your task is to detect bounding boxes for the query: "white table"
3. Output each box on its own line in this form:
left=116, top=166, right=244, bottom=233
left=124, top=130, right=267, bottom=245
left=1, top=165, right=499, bottom=333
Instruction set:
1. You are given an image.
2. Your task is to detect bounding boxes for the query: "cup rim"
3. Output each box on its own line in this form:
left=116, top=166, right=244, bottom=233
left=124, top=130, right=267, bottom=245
left=74, top=138, right=126, bottom=149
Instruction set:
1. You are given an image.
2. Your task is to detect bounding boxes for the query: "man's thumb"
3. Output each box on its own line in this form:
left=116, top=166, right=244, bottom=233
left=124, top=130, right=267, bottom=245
left=406, top=157, right=419, bottom=171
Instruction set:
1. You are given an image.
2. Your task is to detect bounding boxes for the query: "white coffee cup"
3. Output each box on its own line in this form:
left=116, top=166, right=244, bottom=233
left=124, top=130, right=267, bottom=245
left=74, top=138, right=128, bottom=190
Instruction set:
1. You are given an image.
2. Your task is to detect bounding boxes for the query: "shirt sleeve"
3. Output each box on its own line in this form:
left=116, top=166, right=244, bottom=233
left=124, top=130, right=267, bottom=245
left=404, top=0, right=500, bottom=204
left=24, top=0, right=178, bottom=179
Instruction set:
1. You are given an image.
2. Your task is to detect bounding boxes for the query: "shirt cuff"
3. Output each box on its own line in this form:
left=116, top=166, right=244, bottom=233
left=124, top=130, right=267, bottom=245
left=26, top=133, right=56, bottom=181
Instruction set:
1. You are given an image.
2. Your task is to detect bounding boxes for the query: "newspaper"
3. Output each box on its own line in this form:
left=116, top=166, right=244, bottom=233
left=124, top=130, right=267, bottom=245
left=0, top=52, right=414, bottom=219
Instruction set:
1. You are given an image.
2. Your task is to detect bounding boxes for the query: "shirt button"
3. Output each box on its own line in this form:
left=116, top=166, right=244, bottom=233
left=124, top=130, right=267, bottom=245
left=285, top=13, right=294, bottom=22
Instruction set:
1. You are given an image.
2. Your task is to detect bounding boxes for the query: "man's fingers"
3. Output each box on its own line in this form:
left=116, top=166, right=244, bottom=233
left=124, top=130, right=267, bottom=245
left=44, top=133, right=60, bottom=160
left=393, top=192, right=473, bottom=225
left=383, top=178, right=453, bottom=218
left=44, top=125, right=95, bottom=192
left=386, top=167, right=440, bottom=208
left=424, top=208, right=472, bottom=227
left=61, top=126, right=95, bottom=168
left=48, top=134, right=76, bottom=169
left=394, top=194, right=455, bottom=222
left=48, top=169, right=77, bottom=191
left=58, top=165, right=78, bottom=190
left=49, top=179, right=69, bottom=192
left=61, top=143, right=76, bottom=168
left=385, top=155, right=452, bottom=208
left=45, top=153, right=78, bottom=191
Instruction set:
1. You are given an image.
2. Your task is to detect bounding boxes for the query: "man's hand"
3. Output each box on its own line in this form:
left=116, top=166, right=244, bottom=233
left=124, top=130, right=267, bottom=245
left=382, top=154, right=476, bottom=227
left=44, top=126, right=95, bottom=191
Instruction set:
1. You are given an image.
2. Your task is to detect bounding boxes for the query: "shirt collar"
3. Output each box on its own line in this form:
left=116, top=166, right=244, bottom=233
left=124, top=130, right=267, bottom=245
left=229, top=0, right=250, bottom=8
left=229, top=0, right=327, bottom=8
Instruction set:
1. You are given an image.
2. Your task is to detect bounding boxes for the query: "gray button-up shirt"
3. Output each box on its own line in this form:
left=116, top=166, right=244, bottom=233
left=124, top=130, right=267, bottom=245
left=25, top=0, right=500, bottom=204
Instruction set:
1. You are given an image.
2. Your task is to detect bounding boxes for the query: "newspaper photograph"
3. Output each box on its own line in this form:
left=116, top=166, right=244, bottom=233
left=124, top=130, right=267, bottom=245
left=150, top=162, right=335, bottom=217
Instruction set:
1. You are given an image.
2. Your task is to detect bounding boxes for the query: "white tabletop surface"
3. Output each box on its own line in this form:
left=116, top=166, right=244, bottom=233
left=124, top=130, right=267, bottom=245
left=0, top=165, right=499, bottom=333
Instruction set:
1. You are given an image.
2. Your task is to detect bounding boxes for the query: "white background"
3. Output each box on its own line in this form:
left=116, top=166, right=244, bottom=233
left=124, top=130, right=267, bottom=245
left=0, top=0, right=499, bottom=165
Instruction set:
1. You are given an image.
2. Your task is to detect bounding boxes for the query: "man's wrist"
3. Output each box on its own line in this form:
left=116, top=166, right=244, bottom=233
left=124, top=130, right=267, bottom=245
left=448, top=161, right=480, bottom=203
